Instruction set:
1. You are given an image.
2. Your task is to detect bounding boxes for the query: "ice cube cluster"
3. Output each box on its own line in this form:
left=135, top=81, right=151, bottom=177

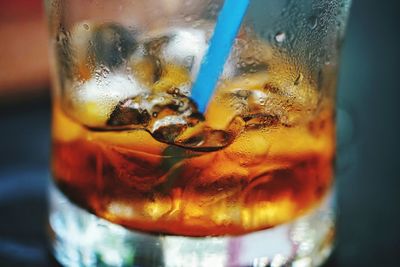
left=58, top=22, right=319, bottom=150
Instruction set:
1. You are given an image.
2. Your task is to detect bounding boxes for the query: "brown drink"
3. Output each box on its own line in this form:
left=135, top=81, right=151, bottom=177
left=52, top=59, right=334, bottom=237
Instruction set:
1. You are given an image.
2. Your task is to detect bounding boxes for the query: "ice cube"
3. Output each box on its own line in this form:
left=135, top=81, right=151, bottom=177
left=106, top=89, right=242, bottom=151
left=207, top=65, right=319, bottom=129
left=91, top=23, right=138, bottom=68
left=151, top=116, right=188, bottom=144
left=152, top=64, right=191, bottom=94
left=129, top=55, right=163, bottom=87
left=67, top=73, right=148, bottom=128
left=161, top=28, right=208, bottom=79
left=59, top=22, right=138, bottom=84
left=107, top=92, right=204, bottom=145
left=107, top=99, right=152, bottom=127
left=160, top=26, right=237, bottom=80
left=108, top=92, right=201, bottom=125
left=129, top=34, right=193, bottom=92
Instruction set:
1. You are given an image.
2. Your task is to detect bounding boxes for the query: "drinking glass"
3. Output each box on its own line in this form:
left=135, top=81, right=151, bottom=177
left=45, top=0, right=351, bottom=266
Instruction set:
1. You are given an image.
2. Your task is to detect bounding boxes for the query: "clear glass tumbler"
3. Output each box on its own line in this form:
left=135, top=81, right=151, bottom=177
left=45, top=0, right=351, bottom=266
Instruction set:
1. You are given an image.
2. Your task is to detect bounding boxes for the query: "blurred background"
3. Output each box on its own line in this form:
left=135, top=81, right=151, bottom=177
left=0, top=0, right=399, bottom=266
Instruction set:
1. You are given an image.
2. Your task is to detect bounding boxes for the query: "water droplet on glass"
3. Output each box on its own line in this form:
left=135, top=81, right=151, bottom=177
left=308, top=16, right=318, bottom=30
left=274, top=32, right=286, bottom=43
left=294, top=73, right=303, bottom=86
left=83, top=23, right=90, bottom=31
left=95, top=64, right=111, bottom=81
left=208, top=3, right=220, bottom=17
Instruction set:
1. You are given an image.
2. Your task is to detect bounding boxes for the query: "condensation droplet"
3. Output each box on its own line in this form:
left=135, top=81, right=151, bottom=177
left=274, top=32, right=286, bottom=43
left=308, top=16, right=318, bottom=30
left=95, top=64, right=111, bottom=81
left=294, top=73, right=303, bottom=86
left=208, top=3, right=220, bottom=17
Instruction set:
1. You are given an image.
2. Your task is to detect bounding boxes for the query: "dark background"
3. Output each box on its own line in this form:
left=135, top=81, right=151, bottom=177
left=0, top=0, right=400, bottom=266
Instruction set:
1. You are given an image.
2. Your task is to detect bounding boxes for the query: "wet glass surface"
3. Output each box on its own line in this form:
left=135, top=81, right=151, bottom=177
left=1, top=0, right=400, bottom=266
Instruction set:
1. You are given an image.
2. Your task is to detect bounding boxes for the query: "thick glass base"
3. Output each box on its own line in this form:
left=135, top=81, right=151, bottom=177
left=48, top=184, right=335, bottom=267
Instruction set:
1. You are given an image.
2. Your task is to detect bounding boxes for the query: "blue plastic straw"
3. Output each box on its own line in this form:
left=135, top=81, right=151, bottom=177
left=191, top=0, right=250, bottom=113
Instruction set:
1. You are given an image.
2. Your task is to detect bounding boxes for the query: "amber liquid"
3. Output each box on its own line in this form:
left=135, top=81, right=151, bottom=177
left=52, top=100, right=334, bottom=237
